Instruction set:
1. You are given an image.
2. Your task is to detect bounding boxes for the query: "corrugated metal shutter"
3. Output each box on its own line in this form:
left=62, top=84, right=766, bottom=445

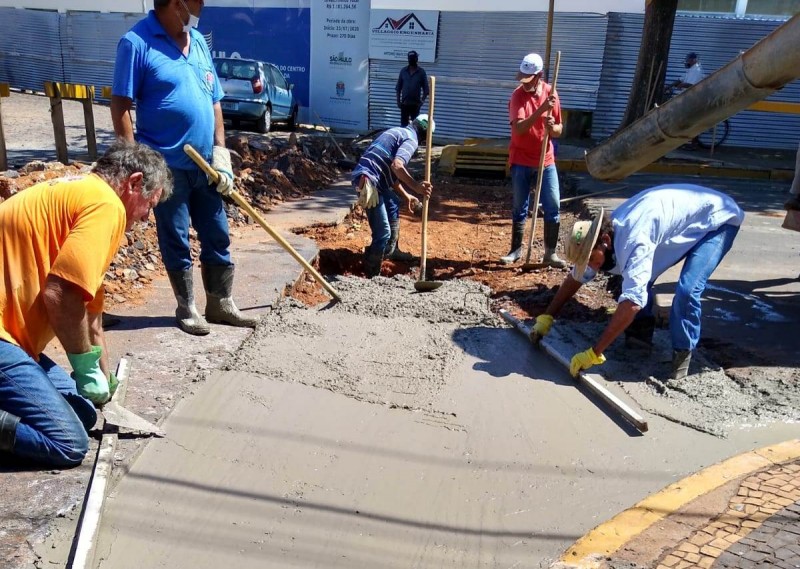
left=369, top=11, right=608, bottom=142
left=0, top=7, right=64, bottom=91
left=62, top=11, right=142, bottom=98
left=594, top=12, right=800, bottom=149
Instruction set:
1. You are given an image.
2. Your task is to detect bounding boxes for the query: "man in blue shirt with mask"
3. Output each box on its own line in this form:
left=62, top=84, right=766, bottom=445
left=529, top=184, right=744, bottom=380
left=111, top=0, right=257, bottom=336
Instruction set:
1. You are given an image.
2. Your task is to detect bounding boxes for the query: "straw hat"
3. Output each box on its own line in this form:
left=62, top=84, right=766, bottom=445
left=564, top=208, right=604, bottom=278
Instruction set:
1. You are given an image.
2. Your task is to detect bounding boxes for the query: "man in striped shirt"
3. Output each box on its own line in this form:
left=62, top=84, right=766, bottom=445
left=351, top=115, right=434, bottom=277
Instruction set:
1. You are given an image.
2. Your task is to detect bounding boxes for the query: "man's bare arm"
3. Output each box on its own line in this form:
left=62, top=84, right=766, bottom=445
left=111, top=95, right=135, bottom=141
left=214, top=103, right=226, bottom=147
left=43, top=275, right=92, bottom=356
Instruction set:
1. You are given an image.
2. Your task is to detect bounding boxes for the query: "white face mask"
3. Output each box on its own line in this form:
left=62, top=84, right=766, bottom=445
left=178, top=0, right=200, bottom=33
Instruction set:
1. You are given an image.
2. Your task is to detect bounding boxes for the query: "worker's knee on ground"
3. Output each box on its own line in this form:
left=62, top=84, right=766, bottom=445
left=50, top=428, right=90, bottom=467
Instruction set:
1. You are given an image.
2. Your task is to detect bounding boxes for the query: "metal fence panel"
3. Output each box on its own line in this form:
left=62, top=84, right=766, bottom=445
left=62, top=11, right=143, bottom=97
left=0, top=7, right=63, bottom=91
left=369, top=11, right=608, bottom=142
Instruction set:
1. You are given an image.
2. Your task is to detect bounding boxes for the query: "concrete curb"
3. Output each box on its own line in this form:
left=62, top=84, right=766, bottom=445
left=555, top=439, right=800, bottom=569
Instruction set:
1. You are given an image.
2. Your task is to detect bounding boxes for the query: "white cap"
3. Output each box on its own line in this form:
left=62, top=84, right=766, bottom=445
left=517, top=53, right=544, bottom=83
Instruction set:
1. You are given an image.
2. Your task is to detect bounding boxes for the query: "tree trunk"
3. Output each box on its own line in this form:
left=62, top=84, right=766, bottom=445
left=619, top=0, right=679, bottom=130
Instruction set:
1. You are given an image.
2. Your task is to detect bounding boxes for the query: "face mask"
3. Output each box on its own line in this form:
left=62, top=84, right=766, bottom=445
left=178, top=0, right=200, bottom=32
left=572, top=265, right=597, bottom=284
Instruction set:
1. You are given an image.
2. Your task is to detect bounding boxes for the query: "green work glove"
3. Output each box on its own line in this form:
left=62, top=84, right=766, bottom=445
left=67, top=346, right=110, bottom=406
left=570, top=347, right=606, bottom=377
left=108, top=371, right=119, bottom=400
left=529, top=314, right=554, bottom=344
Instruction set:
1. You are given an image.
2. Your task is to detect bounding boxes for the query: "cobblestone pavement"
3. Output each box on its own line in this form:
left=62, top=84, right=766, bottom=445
left=657, top=461, right=800, bottom=569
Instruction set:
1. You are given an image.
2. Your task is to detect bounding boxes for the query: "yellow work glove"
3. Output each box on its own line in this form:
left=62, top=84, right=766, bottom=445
left=528, top=314, right=554, bottom=344
left=569, top=347, right=606, bottom=377
left=211, top=146, right=235, bottom=196
left=357, top=177, right=379, bottom=209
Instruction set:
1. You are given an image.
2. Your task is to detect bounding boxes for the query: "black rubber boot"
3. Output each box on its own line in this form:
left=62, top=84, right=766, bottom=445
left=384, top=219, right=415, bottom=262
left=167, top=270, right=211, bottom=336
left=672, top=349, right=692, bottom=380
left=363, top=248, right=384, bottom=278
left=0, top=410, right=20, bottom=453
left=500, top=222, right=526, bottom=265
left=625, top=316, right=656, bottom=350
left=542, top=222, right=566, bottom=268
left=201, top=265, right=259, bottom=328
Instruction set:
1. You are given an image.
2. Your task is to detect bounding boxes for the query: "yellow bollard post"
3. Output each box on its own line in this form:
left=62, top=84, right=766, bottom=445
left=44, top=82, right=97, bottom=164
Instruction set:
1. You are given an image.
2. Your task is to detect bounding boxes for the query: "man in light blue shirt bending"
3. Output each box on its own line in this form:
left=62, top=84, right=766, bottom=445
left=528, top=184, right=744, bottom=380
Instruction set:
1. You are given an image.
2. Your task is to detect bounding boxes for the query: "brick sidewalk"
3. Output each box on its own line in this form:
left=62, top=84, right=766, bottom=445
left=656, top=461, right=800, bottom=569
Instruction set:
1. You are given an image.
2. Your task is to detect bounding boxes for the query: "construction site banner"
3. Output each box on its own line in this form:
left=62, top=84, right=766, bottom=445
left=202, top=4, right=311, bottom=110
left=310, top=0, right=371, bottom=132
left=369, top=9, right=439, bottom=62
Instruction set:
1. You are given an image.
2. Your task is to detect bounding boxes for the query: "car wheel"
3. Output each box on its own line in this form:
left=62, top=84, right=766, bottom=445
left=256, top=107, right=271, bottom=134
left=287, top=107, right=298, bottom=131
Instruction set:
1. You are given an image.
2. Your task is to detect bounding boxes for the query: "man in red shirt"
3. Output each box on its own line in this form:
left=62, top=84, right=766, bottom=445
left=501, top=53, right=566, bottom=267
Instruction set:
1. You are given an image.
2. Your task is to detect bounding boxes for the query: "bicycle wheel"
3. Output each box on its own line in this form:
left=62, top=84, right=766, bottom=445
left=695, top=119, right=730, bottom=149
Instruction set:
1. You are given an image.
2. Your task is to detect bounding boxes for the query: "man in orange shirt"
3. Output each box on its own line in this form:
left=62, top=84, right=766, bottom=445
left=0, top=141, right=172, bottom=467
left=501, top=53, right=566, bottom=268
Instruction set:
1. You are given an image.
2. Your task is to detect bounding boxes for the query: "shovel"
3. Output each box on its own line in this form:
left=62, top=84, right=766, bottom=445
left=414, top=76, right=442, bottom=293
left=184, top=144, right=342, bottom=303
left=521, top=51, right=562, bottom=272
left=313, top=109, right=358, bottom=171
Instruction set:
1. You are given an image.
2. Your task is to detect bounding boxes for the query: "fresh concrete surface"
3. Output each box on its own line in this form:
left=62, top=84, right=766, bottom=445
left=91, top=278, right=798, bottom=569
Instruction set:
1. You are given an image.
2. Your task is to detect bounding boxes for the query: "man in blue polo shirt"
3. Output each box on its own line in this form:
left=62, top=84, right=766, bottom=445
left=352, top=115, right=434, bottom=277
left=111, top=0, right=257, bottom=336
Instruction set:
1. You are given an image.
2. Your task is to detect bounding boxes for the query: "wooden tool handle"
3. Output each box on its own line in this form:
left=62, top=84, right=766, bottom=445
left=419, top=75, right=435, bottom=281
left=183, top=144, right=341, bottom=302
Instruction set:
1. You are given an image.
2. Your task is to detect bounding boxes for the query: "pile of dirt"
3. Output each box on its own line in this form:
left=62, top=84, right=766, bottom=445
left=224, top=132, right=345, bottom=223
left=0, top=132, right=353, bottom=308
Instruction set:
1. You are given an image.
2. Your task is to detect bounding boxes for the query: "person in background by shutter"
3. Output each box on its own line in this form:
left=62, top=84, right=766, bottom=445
left=0, top=141, right=172, bottom=467
left=396, top=50, right=429, bottom=127
left=502, top=52, right=566, bottom=268
left=671, top=52, right=705, bottom=90
left=528, top=184, right=744, bottom=381
left=111, top=0, right=258, bottom=337
left=351, top=115, right=435, bottom=277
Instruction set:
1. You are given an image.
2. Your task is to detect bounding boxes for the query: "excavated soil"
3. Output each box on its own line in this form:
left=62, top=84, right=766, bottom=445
left=292, top=174, right=618, bottom=322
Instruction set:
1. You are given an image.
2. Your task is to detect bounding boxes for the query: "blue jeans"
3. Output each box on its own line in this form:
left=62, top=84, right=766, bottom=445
left=670, top=223, right=740, bottom=351
left=510, top=164, right=560, bottom=224
left=0, top=341, right=96, bottom=467
left=354, top=178, right=401, bottom=255
left=155, top=167, right=232, bottom=272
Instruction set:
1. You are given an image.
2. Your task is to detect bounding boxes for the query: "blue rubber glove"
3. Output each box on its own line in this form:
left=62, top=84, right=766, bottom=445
left=569, top=347, right=606, bottom=377
left=529, top=314, right=554, bottom=344
left=212, top=146, right=234, bottom=196
left=67, top=346, right=110, bottom=406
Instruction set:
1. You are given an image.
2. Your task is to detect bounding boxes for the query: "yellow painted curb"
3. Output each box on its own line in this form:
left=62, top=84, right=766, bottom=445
left=560, top=439, right=800, bottom=569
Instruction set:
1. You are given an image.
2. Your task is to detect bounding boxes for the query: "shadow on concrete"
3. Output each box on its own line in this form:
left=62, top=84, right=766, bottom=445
left=451, top=326, right=642, bottom=437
